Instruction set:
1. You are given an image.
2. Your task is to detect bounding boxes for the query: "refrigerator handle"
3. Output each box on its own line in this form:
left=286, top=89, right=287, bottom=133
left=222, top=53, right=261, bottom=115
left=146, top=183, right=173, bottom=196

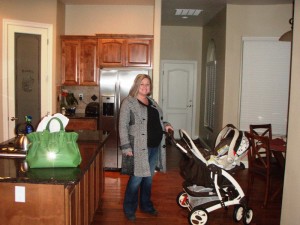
left=115, top=81, right=119, bottom=131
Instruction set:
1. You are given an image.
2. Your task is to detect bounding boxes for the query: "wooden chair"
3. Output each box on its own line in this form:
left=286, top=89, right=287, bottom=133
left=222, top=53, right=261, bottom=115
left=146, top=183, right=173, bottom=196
left=250, top=124, right=272, bottom=139
left=245, top=132, right=283, bottom=207
left=250, top=123, right=286, bottom=168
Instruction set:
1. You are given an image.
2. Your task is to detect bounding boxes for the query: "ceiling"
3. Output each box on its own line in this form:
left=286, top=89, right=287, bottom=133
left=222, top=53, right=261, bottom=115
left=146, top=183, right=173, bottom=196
left=60, top=0, right=293, bottom=27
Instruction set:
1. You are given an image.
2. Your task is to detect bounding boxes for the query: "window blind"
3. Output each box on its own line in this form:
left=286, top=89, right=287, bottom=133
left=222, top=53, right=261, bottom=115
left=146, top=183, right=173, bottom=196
left=240, top=38, right=291, bottom=135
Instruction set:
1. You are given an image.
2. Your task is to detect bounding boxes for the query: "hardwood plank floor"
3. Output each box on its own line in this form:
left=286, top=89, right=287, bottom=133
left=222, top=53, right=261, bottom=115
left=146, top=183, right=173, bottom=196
left=92, top=143, right=283, bottom=225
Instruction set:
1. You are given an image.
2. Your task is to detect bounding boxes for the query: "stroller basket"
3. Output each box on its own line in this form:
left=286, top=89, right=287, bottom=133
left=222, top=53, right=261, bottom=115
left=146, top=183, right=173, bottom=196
left=167, top=124, right=253, bottom=225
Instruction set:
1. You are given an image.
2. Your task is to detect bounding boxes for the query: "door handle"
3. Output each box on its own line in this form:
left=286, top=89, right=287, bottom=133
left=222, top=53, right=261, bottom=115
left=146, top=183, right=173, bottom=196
left=187, top=105, right=192, bottom=108
left=11, top=117, right=18, bottom=121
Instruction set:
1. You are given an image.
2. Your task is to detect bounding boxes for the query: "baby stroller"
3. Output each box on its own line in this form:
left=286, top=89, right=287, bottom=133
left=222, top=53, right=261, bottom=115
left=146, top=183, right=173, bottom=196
left=169, top=124, right=253, bottom=225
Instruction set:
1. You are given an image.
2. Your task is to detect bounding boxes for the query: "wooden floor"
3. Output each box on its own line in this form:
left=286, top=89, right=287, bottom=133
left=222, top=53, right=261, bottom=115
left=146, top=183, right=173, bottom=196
left=91, top=143, right=283, bottom=225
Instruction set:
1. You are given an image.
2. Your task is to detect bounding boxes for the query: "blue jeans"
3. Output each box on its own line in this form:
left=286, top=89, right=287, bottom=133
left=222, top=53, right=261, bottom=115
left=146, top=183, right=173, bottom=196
left=123, top=146, right=158, bottom=216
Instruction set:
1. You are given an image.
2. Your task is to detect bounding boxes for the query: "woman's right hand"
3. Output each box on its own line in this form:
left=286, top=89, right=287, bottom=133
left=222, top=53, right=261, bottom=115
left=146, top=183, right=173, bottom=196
left=124, top=151, right=133, bottom=157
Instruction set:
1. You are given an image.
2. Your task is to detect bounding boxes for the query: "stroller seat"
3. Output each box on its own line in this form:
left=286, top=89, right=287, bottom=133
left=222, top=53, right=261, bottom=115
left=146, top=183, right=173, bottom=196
left=208, top=124, right=250, bottom=171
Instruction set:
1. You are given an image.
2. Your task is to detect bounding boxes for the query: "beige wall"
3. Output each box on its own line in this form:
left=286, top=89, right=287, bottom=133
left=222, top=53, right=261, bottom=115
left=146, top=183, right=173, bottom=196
left=152, top=0, right=162, bottom=100
left=199, top=4, right=291, bottom=147
left=0, top=0, right=61, bottom=141
left=160, top=26, right=202, bottom=60
left=281, top=0, right=300, bottom=224
left=200, top=7, right=227, bottom=147
left=223, top=4, right=292, bottom=127
left=56, top=1, right=66, bottom=112
left=65, top=5, right=154, bottom=35
left=160, top=26, right=202, bottom=136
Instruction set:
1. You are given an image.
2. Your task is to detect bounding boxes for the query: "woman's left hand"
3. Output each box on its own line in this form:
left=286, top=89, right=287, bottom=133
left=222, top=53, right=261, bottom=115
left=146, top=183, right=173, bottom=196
left=165, top=125, right=174, bottom=133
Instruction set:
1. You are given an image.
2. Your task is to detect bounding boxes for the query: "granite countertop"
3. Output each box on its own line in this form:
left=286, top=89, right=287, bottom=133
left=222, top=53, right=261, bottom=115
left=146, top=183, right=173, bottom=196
left=0, top=130, right=109, bottom=186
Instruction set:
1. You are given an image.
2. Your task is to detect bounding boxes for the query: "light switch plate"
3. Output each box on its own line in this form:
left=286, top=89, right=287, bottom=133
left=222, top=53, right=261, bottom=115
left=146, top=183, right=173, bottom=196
left=15, top=186, right=26, bottom=203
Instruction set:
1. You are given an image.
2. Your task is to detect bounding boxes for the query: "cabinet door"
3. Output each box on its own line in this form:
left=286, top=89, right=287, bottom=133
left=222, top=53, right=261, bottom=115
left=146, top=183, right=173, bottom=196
left=125, top=39, right=153, bottom=67
left=62, top=40, right=80, bottom=85
left=66, top=118, right=98, bottom=131
left=80, top=39, right=98, bottom=86
left=65, top=185, right=79, bottom=225
left=98, top=39, right=125, bottom=67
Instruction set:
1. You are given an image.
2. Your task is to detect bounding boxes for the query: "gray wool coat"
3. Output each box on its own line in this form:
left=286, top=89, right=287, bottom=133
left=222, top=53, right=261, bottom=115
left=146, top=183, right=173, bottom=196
left=119, top=96, right=170, bottom=177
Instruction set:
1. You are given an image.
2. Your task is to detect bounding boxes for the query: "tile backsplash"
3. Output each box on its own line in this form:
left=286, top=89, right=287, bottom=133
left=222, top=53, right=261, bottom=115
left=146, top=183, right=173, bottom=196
left=61, top=86, right=100, bottom=113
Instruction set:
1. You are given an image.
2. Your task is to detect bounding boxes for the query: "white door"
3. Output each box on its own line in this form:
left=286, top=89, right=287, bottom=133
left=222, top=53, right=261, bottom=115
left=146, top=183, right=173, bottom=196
left=161, top=61, right=197, bottom=139
left=2, top=20, right=53, bottom=140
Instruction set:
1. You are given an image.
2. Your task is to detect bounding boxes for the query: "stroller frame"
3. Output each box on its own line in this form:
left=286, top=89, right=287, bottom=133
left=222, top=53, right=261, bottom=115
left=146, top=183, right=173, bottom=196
left=170, top=125, right=253, bottom=225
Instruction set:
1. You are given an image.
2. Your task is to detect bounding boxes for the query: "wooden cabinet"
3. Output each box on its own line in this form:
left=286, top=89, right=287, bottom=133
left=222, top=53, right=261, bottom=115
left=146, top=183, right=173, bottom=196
left=66, top=118, right=98, bottom=131
left=62, top=39, right=80, bottom=85
left=65, top=185, right=79, bottom=225
left=126, top=39, right=152, bottom=67
left=0, top=147, right=104, bottom=225
left=62, top=37, right=98, bottom=86
left=61, top=34, right=153, bottom=86
left=97, top=34, right=153, bottom=68
left=0, top=131, right=108, bottom=225
left=98, top=39, right=125, bottom=67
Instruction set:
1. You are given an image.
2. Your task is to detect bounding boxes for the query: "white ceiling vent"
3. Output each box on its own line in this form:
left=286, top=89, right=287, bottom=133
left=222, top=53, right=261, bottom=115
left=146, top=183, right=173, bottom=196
left=175, top=9, right=202, bottom=16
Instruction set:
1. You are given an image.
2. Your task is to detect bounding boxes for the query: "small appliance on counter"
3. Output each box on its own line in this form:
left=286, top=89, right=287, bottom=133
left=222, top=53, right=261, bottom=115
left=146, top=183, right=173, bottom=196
left=85, top=102, right=99, bottom=117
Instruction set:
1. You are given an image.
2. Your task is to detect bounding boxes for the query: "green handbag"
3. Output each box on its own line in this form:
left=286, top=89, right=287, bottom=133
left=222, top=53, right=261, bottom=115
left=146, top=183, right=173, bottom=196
left=26, top=117, right=82, bottom=168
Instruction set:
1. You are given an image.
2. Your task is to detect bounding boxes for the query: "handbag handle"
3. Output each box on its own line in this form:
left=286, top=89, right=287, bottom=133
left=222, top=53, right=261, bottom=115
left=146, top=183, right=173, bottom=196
left=45, top=117, right=64, bottom=132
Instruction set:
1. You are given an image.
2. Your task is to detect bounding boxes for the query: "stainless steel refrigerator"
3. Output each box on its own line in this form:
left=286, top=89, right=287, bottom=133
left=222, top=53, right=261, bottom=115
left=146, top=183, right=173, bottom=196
left=99, top=68, right=152, bottom=170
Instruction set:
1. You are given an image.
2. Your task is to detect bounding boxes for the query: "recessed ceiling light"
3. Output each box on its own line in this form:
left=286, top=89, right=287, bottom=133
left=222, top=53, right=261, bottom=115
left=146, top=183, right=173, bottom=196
left=175, top=9, right=202, bottom=16
left=182, top=16, right=188, bottom=19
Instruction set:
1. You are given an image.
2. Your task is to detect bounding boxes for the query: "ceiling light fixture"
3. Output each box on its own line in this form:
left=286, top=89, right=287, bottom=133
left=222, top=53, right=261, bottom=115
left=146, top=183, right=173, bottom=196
left=175, top=9, right=202, bottom=16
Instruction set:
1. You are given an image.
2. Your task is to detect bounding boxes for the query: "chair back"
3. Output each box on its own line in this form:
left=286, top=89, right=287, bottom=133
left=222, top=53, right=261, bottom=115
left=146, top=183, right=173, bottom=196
left=245, top=132, right=271, bottom=171
left=249, top=124, right=272, bottom=140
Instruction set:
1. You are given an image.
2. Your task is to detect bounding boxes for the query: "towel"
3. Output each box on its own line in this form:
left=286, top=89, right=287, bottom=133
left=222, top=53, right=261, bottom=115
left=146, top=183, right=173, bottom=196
left=36, top=113, right=69, bottom=132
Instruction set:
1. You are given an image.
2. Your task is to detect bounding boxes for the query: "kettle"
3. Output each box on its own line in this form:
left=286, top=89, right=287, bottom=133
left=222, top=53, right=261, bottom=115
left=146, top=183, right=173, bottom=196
left=15, top=123, right=29, bottom=151
left=14, top=133, right=29, bottom=151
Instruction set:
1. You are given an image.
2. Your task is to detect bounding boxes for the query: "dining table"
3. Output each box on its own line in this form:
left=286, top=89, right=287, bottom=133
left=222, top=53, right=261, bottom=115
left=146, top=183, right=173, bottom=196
left=270, top=137, right=287, bottom=169
left=269, top=137, right=287, bottom=200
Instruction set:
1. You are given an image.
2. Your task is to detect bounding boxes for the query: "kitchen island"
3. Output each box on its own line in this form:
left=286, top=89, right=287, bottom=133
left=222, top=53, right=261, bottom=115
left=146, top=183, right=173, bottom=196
left=0, top=130, right=109, bottom=225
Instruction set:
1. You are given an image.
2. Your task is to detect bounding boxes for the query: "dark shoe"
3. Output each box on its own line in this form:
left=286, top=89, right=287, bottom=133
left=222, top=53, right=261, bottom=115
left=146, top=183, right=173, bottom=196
left=125, top=214, right=136, bottom=221
left=141, top=209, right=158, bottom=216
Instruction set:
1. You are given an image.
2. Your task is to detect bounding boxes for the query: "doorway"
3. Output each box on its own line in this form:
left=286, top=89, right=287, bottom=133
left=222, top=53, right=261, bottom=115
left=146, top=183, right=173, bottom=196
left=160, top=60, right=197, bottom=139
left=2, top=19, right=53, bottom=140
left=15, top=33, right=41, bottom=132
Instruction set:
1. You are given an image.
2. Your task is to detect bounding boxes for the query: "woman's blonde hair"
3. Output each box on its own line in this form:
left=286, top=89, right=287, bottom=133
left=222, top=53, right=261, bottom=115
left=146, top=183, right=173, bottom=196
left=129, top=74, right=152, bottom=97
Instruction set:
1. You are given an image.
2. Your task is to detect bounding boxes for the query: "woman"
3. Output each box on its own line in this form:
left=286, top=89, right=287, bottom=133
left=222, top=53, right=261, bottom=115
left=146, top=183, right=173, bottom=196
left=119, top=74, right=173, bottom=221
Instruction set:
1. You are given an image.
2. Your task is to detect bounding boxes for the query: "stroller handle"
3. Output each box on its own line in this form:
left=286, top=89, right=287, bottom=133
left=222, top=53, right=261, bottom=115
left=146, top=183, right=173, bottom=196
left=165, top=129, right=176, bottom=144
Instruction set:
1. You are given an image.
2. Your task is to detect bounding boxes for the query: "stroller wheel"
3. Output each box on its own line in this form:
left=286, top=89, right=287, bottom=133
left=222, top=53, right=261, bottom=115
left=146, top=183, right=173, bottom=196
left=233, top=205, right=244, bottom=222
left=176, top=191, right=189, bottom=208
left=242, top=207, right=254, bottom=225
left=188, top=206, right=208, bottom=225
